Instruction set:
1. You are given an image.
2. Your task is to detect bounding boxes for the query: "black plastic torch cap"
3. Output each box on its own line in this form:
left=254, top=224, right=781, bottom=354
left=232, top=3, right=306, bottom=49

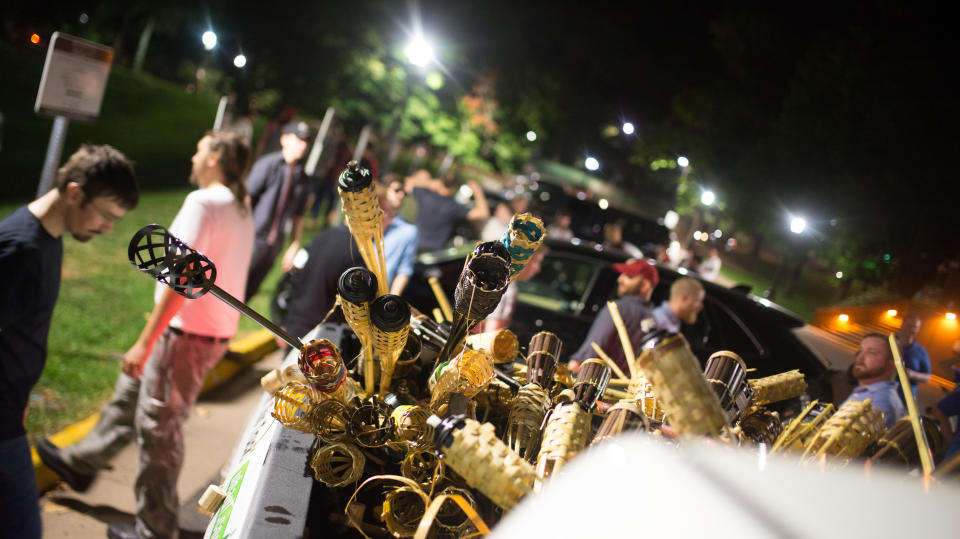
left=370, top=295, right=411, bottom=332
left=338, top=160, right=373, bottom=193
left=338, top=267, right=378, bottom=305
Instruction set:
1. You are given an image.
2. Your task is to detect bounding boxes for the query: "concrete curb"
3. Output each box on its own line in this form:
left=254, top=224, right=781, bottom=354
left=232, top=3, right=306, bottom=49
left=33, top=328, right=279, bottom=493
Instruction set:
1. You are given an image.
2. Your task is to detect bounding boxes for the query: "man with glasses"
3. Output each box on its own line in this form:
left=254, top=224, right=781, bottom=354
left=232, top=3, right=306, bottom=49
left=0, top=144, right=139, bottom=539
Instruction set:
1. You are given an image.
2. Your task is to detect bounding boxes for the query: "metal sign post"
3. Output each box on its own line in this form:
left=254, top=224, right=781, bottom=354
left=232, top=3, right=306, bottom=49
left=34, top=32, right=114, bottom=196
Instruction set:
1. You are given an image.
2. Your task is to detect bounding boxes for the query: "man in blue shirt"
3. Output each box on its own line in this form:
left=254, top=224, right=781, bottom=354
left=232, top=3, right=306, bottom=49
left=652, top=277, right=705, bottom=333
left=381, top=177, right=419, bottom=295
left=842, top=333, right=908, bottom=429
left=895, top=313, right=931, bottom=404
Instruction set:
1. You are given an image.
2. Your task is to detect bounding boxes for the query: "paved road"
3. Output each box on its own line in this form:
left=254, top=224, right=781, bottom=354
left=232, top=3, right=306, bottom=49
left=40, top=351, right=284, bottom=538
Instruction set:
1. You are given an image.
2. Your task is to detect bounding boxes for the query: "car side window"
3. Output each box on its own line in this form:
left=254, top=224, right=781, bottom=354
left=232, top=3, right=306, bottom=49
left=516, top=253, right=599, bottom=314
left=686, top=296, right=763, bottom=359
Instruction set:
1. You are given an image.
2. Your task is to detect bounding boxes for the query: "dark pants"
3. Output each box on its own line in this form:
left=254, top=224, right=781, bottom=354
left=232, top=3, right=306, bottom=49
left=0, top=435, right=41, bottom=538
left=246, top=237, right=284, bottom=301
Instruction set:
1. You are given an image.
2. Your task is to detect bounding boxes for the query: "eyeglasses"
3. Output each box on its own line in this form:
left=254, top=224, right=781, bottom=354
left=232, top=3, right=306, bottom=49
left=84, top=195, right=123, bottom=224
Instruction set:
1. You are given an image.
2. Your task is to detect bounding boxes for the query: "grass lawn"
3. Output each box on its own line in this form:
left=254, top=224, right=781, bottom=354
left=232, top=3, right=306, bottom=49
left=1, top=190, right=316, bottom=440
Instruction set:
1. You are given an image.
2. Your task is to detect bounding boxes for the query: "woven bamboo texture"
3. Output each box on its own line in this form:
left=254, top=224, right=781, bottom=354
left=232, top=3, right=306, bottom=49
left=382, top=486, right=428, bottom=537
left=506, top=383, right=551, bottom=461
left=311, top=442, right=366, bottom=487
left=339, top=184, right=388, bottom=297
left=803, top=399, right=886, bottom=459
left=429, top=349, right=495, bottom=410
left=637, top=334, right=726, bottom=435
left=749, top=370, right=807, bottom=406
left=536, top=403, right=592, bottom=480
left=390, top=405, right=432, bottom=448
left=444, top=418, right=536, bottom=511
left=772, top=400, right=835, bottom=454
left=465, top=329, right=519, bottom=364
left=374, top=323, right=410, bottom=396
left=401, top=449, right=443, bottom=490
left=272, top=382, right=320, bottom=433
left=315, top=398, right=352, bottom=443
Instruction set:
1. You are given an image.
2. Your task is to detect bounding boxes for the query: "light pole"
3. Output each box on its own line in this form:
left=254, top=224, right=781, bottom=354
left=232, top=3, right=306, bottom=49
left=382, top=35, right=435, bottom=173
left=765, top=213, right=806, bottom=300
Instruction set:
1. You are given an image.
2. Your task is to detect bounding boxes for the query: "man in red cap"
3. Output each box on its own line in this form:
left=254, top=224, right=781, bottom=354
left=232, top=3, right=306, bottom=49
left=568, top=258, right=659, bottom=375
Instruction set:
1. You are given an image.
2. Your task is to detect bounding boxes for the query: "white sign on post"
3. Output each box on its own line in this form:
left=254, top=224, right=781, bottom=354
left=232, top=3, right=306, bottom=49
left=34, top=32, right=113, bottom=121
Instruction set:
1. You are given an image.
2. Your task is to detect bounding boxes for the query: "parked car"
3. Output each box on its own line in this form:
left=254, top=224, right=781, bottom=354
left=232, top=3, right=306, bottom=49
left=404, top=238, right=836, bottom=403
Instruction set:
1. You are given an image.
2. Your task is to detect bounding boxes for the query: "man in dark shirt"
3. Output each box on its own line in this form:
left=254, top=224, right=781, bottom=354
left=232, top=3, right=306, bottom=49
left=568, top=259, right=659, bottom=376
left=245, top=121, right=314, bottom=300
left=405, top=169, right=489, bottom=252
left=0, top=144, right=138, bottom=538
left=282, top=225, right=363, bottom=342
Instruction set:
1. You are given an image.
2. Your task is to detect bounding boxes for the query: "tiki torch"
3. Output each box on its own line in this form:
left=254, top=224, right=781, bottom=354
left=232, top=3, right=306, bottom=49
left=338, top=267, right=378, bottom=396
left=536, top=358, right=611, bottom=480
left=338, top=160, right=388, bottom=296
left=370, top=294, right=411, bottom=396
left=506, top=331, right=560, bottom=461
left=433, top=242, right=511, bottom=369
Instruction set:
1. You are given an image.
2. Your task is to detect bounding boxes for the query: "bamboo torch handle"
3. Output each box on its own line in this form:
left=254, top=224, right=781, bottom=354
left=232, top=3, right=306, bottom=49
left=889, top=333, right=934, bottom=476
left=589, top=342, right=629, bottom=381
left=428, top=276, right=454, bottom=323
left=606, top=301, right=637, bottom=379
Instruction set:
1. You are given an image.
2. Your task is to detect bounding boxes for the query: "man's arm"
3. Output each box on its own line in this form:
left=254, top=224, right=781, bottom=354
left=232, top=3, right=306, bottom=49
left=405, top=174, right=433, bottom=193
left=245, top=157, right=272, bottom=208
left=281, top=215, right=304, bottom=272
left=907, top=348, right=932, bottom=384
left=389, top=274, right=410, bottom=296
left=567, top=305, right=616, bottom=374
left=122, top=286, right=186, bottom=379
left=388, top=226, right=418, bottom=296
left=465, top=181, right=490, bottom=221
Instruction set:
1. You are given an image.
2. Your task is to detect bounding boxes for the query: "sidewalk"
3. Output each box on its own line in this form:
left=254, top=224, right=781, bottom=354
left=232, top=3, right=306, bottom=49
left=40, top=350, right=284, bottom=538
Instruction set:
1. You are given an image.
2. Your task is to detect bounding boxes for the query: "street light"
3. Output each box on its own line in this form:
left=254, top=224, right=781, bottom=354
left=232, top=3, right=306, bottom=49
left=790, top=216, right=806, bottom=234
left=700, top=190, right=715, bottom=206
left=405, top=36, right=434, bottom=67
left=526, top=130, right=537, bottom=142
left=622, top=122, right=635, bottom=135
left=202, top=30, right=217, bottom=50
left=233, top=54, right=247, bottom=68
left=677, top=155, right=690, bottom=168
left=584, top=156, right=600, bottom=171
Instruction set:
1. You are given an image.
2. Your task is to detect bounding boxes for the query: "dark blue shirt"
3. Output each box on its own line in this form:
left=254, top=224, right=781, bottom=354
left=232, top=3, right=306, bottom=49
left=936, top=390, right=960, bottom=459
left=411, top=187, right=469, bottom=252
left=0, top=207, right=63, bottom=441
left=897, top=340, right=931, bottom=404
left=246, top=151, right=309, bottom=244
left=569, top=295, right=656, bottom=375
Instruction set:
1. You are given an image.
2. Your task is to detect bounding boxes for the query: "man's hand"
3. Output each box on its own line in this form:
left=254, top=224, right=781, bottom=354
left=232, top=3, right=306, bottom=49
left=567, top=359, right=581, bottom=374
left=281, top=243, right=299, bottom=273
left=122, top=339, right=152, bottom=379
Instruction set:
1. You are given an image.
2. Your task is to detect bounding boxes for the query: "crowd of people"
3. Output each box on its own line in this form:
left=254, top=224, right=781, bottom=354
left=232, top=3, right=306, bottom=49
left=3, top=119, right=958, bottom=539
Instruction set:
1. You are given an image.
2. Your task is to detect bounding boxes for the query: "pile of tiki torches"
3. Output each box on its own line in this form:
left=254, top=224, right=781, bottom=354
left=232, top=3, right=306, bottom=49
left=126, top=161, right=957, bottom=539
